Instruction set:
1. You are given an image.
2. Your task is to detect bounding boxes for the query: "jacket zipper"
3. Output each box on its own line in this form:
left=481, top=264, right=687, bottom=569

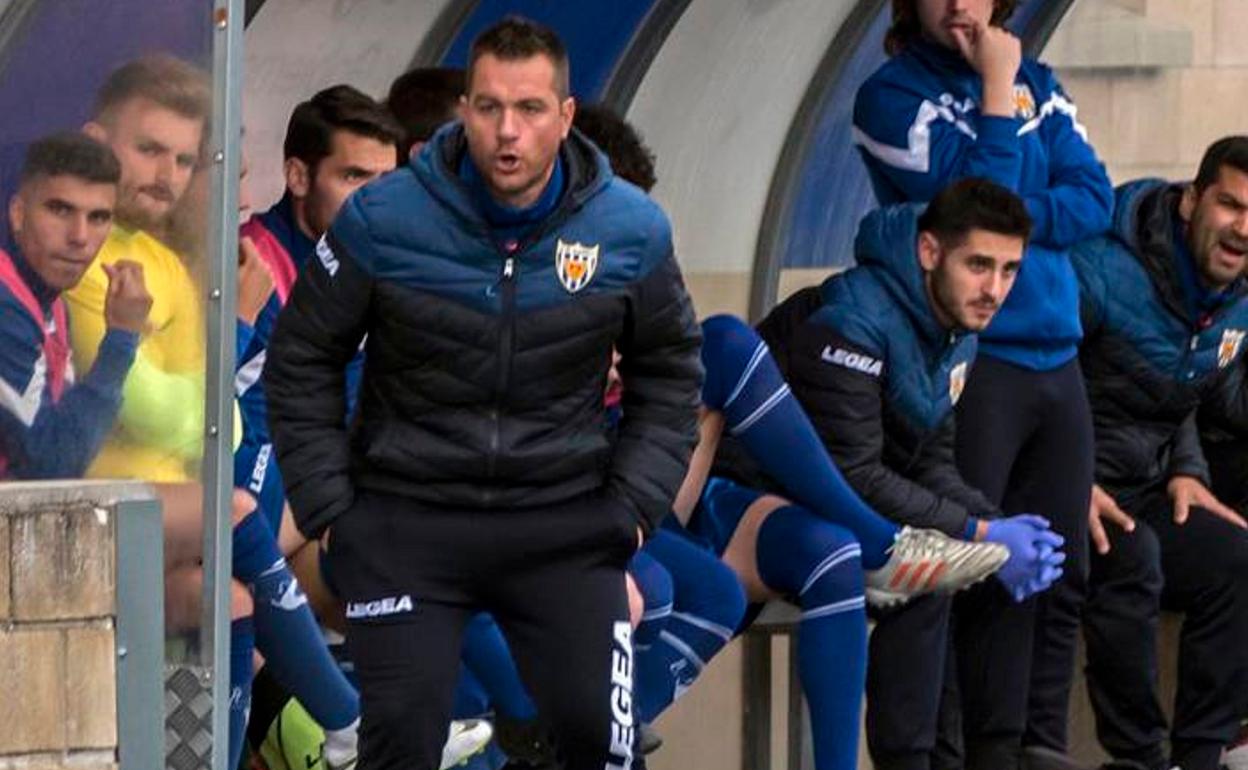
left=485, top=250, right=518, bottom=491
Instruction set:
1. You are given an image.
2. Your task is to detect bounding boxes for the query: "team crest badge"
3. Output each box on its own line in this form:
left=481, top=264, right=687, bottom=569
left=555, top=238, right=600, bottom=293
left=949, top=361, right=968, bottom=405
left=1218, top=328, right=1246, bottom=368
left=1013, top=84, right=1037, bottom=120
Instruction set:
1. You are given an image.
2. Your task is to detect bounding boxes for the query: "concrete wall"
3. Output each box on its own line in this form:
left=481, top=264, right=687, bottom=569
left=1054, top=0, right=1248, bottom=184
left=0, top=482, right=153, bottom=770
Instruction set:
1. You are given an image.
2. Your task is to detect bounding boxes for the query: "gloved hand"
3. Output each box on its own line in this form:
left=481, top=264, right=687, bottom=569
left=983, top=514, right=1065, bottom=602
left=1022, top=541, right=1066, bottom=600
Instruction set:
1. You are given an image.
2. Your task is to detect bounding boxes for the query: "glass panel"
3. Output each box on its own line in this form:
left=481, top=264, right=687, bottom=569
left=0, top=0, right=226, bottom=730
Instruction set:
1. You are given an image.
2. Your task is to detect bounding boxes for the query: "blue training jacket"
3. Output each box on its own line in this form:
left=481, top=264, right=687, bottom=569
left=853, top=38, right=1113, bottom=370
left=233, top=194, right=365, bottom=528
left=0, top=247, right=137, bottom=479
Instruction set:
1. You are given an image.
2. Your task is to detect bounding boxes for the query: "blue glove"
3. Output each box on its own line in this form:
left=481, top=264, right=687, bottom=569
left=1019, top=542, right=1067, bottom=601
left=983, top=514, right=1065, bottom=602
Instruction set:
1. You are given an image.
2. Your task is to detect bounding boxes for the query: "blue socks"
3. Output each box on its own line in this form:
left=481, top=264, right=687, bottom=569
left=700, top=315, right=897, bottom=569
left=756, top=505, right=867, bottom=770
left=634, top=529, right=747, bottom=723
left=228, top=617, right=255, bottom=770
left=232, top=510, right=359, bottom=731
left=630, top=548, right=675, bottom=648
left=460, top=613, right=539, bottom=722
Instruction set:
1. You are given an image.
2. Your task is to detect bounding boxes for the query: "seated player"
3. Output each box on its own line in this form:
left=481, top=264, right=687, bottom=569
left=576, top=104, right=1021, bottom=770
left=237, top=83, right=493, bottom=770
left=756, top=179, right=1065, bottom=770
left=63, top=55, right=370, bottom=770
left=385, top=66, right=465, bottom=158
left=1077, top=136, right=1248, bottom=770
left=0, top=132, right=150, bottom=479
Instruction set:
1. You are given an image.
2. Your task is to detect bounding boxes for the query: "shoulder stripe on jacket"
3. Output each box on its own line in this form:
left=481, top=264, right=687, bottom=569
left=853, top=97, right=977, bottom=173
left=1018, top=92, right=1089, bottom=141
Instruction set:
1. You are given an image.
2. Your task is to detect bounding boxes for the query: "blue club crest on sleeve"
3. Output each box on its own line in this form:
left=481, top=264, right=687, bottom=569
left=555, top=238, right=600, bottom=293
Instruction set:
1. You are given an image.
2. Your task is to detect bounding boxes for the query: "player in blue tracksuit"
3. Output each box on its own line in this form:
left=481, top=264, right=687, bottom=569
left=1074, top=138, right=1248, bottom=770
left=0, top=133, right=147, bottom=480
left=853, top=2, right=1114, bottom=767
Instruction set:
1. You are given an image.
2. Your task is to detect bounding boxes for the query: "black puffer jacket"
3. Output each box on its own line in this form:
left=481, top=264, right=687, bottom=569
left=1072, top=179, right=1248, bottom=494
left=265, top=125, right=702, bottom=539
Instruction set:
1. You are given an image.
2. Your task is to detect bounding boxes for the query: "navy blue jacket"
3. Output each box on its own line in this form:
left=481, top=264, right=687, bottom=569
left=759, top=206, right=997, bottom=537
left=264, top=124, right=703, bottom=538
left=0, top=247, right=136, bottom=478
left=854, top=38, right=1113, bottom=371
left=1073, top=179, right=1248, bottom=494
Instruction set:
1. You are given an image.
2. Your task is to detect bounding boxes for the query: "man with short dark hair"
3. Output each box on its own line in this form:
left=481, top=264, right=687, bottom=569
left=238, top=83, right=496, bottom=770
left=0, top=132, right=150, bottom=479
left=237, top=83, right=403, bottom=532
left=854, top=5, right=1115, bottom=766
left=385, top=67, right=464, bottom=158
left=265, top=16, right=702, bottom=770
left=758, top=178, right=1064, bottom=770
left=1076, top=136, right=1248, bottom=770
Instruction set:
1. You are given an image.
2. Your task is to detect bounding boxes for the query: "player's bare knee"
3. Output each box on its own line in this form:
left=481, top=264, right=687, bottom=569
left=231, top=488, right=256, bottom=526
left=230, top=579, right=253, bottom=620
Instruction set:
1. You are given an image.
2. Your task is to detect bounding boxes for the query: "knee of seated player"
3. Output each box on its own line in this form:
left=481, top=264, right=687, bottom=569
left=629, top=551, right=674, bottom=618
left=626, top=572, right=645, bottom=628
left=163, top=568, right=253, bottom=629
left=699, top=314, right=763, bottom=407
left=230, top=578, right=253, bottom=621
left=679, top=559, right=748, bottom=634
left=1184, top=513, right=1248, bottom=588
left=231, top=488, right=256, bottom=526
left=756, top=506, right=864, bottom=600
left=1092, top=519, right=1162, bottom=595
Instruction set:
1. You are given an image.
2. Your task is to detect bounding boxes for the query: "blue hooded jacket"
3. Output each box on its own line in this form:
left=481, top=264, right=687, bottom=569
left=854, top=38, right=1113, bottom=370
left=759, top=206, right=997, bottom=537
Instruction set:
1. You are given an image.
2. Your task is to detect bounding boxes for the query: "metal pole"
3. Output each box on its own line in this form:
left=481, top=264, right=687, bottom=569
left=204, top=1, right=243, bottom=768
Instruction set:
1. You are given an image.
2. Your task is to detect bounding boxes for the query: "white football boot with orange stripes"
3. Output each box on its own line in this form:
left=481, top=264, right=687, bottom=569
left=865, top=526, right=1009, bottom=607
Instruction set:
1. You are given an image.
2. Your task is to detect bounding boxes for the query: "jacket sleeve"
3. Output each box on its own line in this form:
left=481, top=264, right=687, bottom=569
left=1023, top=72, right=1113, bottom=248
left=1072, top=240, right=1110, bottom=337
left=1201, top=356, right=1248, bottom=438
left=264, top=201, right=375, bottom=540
left=0, top=300, right=138, bottom=478
left=610, top=214, right=703, bottom=534
left=911, top=416, right=1001, bottom=522
left=853, top=73, right=1024, bottom=202
left=1167, top=410, right=1212, bottom=485
left=783, top=318, right=978, bottom=537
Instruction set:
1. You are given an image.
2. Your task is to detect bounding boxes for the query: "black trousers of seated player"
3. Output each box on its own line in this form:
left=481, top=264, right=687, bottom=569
left=328, top=490, right=638, bottom=770
left=866, top=593, right=954, bottom=770
left=948, top=356, right=1095, bottom=770
left=1205, top=436, right=1248, bottom=511
left=1084, top=484, right=1248, bottom=770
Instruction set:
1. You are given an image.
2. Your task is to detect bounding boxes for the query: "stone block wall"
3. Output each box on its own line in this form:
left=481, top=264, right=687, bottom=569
left=0, top=482, right=151, bottom=770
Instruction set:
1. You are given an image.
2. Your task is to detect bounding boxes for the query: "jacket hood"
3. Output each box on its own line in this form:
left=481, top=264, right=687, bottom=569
left=1112, top=178, right=1195, bottom=320
left=411, top=122, right=614, bottom=232
left=853, top=204, right=949, bottom=346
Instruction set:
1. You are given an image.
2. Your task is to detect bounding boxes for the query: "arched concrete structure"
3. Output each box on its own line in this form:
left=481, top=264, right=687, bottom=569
left=241, top=0, right=457, bottom=209
left=625, top=0, right=861, bottom=316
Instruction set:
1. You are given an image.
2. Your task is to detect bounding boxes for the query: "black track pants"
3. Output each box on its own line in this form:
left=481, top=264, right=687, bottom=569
left=951, top=356, right=1095, bottom=767
left=1084, top=486, right=1248, bottom=770
left=328, top=490, right=639, bottom=770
